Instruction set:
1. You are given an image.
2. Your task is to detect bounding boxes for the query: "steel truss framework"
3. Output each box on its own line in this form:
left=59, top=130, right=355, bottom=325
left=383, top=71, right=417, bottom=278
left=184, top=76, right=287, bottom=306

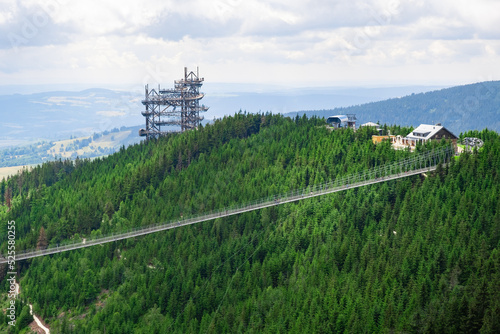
left=139, top=67, right=208, bottom=139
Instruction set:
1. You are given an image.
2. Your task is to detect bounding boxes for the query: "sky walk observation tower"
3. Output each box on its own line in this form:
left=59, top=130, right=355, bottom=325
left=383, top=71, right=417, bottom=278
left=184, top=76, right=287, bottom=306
left=139, top=67, right=208, bottom=139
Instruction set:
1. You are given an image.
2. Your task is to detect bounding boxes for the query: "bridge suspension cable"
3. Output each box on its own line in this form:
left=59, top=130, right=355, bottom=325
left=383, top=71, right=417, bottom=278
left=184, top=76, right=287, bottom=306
left=0, top=146, right=454, bottom=264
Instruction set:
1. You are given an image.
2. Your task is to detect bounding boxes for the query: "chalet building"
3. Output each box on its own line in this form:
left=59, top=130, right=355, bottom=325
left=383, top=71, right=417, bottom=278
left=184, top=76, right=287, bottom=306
left=392, top=123, right=457, bottom=150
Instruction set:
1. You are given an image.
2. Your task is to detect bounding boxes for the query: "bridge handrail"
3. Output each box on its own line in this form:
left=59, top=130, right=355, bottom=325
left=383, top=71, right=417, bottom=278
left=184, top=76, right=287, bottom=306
left=0, top=146, right=453, bottom=263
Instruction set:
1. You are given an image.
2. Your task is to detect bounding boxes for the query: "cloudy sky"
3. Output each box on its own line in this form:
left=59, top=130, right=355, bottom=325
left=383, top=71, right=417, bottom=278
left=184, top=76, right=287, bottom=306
left=0, top=0, right=499, bottom=91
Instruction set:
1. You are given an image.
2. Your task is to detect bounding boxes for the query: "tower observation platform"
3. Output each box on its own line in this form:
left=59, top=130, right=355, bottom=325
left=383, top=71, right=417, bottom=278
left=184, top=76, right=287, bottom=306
left=139, top=67, right=209, bottom=139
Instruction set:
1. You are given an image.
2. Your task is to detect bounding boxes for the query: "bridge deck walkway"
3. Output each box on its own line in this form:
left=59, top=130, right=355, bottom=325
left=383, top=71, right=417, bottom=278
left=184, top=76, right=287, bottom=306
left=0, top=164, right=439, bottom=264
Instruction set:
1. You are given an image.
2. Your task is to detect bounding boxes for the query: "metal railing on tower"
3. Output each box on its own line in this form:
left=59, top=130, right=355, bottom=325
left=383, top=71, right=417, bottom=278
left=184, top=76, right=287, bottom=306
left=139, top=67, right=209, bottom=139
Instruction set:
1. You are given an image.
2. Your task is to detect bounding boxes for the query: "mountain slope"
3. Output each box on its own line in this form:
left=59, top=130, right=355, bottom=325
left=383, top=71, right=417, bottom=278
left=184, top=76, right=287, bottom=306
left=1, top=114, right=499, bottom=333
left=0, top=88, right=143, bottom=142
left=0, top=125, right=142, bottom=168
left=289, top=81, right=500, bottom=135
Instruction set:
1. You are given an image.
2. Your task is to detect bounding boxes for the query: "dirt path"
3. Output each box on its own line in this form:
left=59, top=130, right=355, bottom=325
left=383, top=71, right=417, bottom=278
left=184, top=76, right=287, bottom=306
left=14, top=282, right=50, bottom=334
left=29, top=304, right=50, bottom=334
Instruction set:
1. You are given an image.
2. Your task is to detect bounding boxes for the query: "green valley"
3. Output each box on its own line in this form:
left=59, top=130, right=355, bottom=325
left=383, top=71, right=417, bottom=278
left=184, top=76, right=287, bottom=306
left=0, top=126, right=141, bottom=169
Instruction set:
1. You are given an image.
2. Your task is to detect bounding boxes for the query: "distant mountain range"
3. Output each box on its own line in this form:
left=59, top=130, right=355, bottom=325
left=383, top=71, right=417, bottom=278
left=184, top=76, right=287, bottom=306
left=206, top=84, right=447, bottom=116
left=286, top=81, right=500, bottom=135
left=0, top=84, right=445, bottom=146
left=1, top=82, right=498, bottom=152
left=0, top=88, right=143, bottom=145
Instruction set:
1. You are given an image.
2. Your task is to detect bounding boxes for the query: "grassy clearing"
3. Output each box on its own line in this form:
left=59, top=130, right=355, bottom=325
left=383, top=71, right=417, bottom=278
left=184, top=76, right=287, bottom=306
left=0, top=165, right=33, bottom=179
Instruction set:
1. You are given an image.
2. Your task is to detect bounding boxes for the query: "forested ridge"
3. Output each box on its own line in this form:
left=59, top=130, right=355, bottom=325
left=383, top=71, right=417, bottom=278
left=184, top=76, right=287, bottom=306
left=0, top=113, right=499, bottom=333
left=292, top=81, right=500, bottom=135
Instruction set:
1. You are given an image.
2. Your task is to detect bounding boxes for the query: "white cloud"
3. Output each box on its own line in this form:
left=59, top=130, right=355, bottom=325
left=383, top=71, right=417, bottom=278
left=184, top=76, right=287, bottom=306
left=0, top=0, right=499, bottom=88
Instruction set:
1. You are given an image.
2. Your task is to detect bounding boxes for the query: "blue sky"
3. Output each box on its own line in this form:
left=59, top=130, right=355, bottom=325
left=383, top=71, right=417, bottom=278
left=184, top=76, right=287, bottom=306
left=0, top=0, right=499, bottom=91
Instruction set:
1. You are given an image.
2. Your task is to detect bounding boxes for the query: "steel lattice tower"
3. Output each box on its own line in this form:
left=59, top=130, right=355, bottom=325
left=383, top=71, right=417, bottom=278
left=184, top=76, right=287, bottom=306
left=139, top=67, right=208, bottom=139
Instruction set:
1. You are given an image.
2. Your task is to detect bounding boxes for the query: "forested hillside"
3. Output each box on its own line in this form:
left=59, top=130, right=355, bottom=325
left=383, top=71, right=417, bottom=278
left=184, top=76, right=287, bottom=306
left=291, top=81, right=500, bottom=135
left=1, top=114, right=499, bottom=333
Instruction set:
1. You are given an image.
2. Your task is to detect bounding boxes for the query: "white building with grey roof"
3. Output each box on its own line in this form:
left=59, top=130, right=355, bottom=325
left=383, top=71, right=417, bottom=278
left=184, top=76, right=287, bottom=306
left=392, top=123, right=457, bottom=151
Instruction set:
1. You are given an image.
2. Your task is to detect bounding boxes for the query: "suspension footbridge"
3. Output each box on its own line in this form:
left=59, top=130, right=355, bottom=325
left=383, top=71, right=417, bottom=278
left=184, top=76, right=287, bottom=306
left=0, top=146, right=454, bottom=264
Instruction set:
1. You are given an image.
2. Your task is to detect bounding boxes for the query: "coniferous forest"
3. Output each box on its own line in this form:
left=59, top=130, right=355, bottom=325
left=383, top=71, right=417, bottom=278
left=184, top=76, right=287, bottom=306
left=1, top=113, right=499, bottom=333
